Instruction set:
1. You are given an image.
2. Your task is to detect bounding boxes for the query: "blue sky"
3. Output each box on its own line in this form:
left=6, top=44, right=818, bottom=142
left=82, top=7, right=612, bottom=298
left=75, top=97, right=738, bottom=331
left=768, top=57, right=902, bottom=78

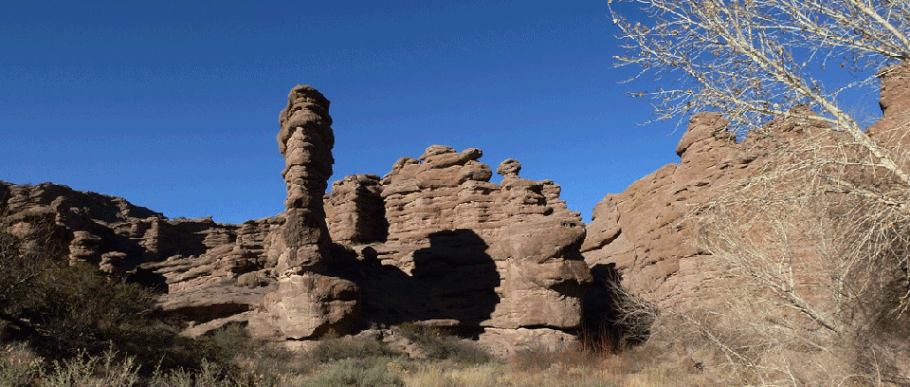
left=2, top=1, right=695, bottom=223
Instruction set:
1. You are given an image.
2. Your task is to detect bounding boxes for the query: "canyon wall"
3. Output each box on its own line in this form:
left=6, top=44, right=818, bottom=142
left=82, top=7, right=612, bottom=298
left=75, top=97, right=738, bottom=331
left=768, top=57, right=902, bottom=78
left=0, top=85, right=593, bottom=355
left=11, top=68, right=902, bottom=356
left=581, top=63, right=910, bottom=341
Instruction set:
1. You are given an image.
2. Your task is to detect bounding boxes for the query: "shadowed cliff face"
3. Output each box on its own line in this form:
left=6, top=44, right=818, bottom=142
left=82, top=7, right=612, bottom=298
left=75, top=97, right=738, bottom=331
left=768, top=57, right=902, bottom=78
left=324, top=174, right=388, bottom=245
left=327, top=145, right=592, bottom=355
left=335, top=229, right=499, bottom=336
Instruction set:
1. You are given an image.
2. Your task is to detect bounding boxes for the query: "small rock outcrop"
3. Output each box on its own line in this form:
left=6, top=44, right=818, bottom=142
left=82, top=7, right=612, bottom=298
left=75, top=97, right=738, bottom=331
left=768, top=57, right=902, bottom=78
left=867, top=62, right=910, bottom=168
left=324, top=174, right=386, bottom=244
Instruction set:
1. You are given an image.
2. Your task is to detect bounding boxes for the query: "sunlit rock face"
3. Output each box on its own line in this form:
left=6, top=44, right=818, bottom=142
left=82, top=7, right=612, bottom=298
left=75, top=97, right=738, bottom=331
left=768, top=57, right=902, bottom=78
left=867, top=62, right=910, bottom=169
left=326, top=145, right=591, bottom=356
left=581, top=112, right=746, bottom=318
left=1, top=86, right=598, bottom=355
left=256, top=85, right=360, bottom=340
left=273, top=85, right=336, bottom=273
left=580, top=105, right=852, bottom=346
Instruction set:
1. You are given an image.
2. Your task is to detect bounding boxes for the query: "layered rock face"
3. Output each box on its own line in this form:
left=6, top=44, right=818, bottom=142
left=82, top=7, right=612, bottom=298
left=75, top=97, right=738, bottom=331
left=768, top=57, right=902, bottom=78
left=866, top=62, right=910, bottom=168
left=326, top=145, right=591, bottom=355
left=1, top=86, right=592, bottom=355
left=0, top=86, right=361, bottom=343
left=582, top=112, right=775, bottom=310
left=324, top=174, right=386, bottom=244
left=273, top=85, right=336, bottom=273
left=256, top=85, right=360, bottom=340
left=580, top=102, right=861, bottom=341
left=582, top=112, right=744, bottom=313
left=0, top=180, right=282, bottom=338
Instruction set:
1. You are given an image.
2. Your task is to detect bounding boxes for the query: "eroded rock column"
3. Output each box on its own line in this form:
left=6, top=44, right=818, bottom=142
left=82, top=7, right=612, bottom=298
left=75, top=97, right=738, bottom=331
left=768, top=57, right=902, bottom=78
left=275, top=85, right=335, bottom=273
left=257, top=85, right=359, bottom=341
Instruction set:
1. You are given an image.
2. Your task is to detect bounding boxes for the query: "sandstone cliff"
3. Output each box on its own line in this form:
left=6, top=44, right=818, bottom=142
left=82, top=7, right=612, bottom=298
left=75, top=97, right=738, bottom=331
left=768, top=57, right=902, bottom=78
left=0, top=85, right=593, bottom=356
left=581, top=64, right=910, bottom=347
left=325, top=146, right=591, bottom=354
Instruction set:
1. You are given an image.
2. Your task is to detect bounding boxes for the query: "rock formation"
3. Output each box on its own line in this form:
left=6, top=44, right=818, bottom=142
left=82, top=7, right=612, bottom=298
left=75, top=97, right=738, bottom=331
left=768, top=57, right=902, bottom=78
left=0, top=86, right=592, bottom=356
left=273, top=85, right=335, bottom=273
left=581, top=110, right=803, bottom=311
left=0, top=86, right=362, bottom=343
left=324, top=174, right=386, bottom=244
left=256, top=85, right=360, bottom=340
left=579, top=97, right=871, bottom=348
left=866, top=62, right=910, bottom=168
left=326, top=145, right=591, bottom=355
left=579, top=112, right=751, bottom=341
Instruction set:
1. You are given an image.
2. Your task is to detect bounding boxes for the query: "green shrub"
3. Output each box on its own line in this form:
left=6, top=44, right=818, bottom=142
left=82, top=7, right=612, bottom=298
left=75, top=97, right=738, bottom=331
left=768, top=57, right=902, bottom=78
left=0, top=342, right=42, bottom=387
left=211, top=324, right=251, bottom=356
left=192, top=323, right=253, bottom=365
left=33, top=263, right=159, bottom=352
left=0, top=221, right=160, bottom=356
left=0, top=219, right=221, bottom=373
left=394, top=323, right=493, bottom=364
left=301, top=358, right=404, bottom=387
left=38, top=348, right=140, bottom=387
left=309, top=335, right=392, bottom=363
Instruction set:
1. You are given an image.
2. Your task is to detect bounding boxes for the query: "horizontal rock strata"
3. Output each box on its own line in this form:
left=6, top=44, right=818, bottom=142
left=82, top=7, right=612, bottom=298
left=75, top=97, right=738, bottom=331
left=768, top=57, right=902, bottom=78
left=326, top=145, right=591, bottom=355
left=1, top=87, right=595, bottom=356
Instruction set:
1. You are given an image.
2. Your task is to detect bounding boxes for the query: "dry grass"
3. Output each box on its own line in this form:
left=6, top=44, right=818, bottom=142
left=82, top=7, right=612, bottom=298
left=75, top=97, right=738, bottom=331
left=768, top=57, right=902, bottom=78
left=0, top=333, right=722, bottom=387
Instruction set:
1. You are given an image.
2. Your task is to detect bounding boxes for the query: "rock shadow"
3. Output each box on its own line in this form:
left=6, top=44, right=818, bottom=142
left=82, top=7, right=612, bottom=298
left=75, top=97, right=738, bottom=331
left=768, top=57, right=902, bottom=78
left=337, top=229, right=500, bottom=337
left=583, top=263, right=656, bottom=352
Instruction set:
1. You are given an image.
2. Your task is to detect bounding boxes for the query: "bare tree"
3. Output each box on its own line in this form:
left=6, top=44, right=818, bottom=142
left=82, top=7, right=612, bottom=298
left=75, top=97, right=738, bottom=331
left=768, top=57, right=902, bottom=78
left=610, top=0, right=910, bottom=384
left=610, top=0, right=910, bottom=179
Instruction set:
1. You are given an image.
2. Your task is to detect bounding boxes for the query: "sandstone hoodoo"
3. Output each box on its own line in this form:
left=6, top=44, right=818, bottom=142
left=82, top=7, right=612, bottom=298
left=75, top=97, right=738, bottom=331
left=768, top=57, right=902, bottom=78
left=274, top=85, right=336, bottom=273
left=255, top=85, right=361, bottom=340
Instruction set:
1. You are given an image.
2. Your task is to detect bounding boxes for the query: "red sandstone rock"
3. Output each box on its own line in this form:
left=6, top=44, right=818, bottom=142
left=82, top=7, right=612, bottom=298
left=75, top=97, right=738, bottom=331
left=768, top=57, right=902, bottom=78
left=0, top=88, right=591, bottom=354
left=323, top=145, right=590, bottom=354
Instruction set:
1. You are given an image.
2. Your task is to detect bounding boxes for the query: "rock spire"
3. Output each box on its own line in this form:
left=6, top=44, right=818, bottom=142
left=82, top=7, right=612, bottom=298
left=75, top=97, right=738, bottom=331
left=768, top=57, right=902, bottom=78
left=274, top=85, right=336, bottom=273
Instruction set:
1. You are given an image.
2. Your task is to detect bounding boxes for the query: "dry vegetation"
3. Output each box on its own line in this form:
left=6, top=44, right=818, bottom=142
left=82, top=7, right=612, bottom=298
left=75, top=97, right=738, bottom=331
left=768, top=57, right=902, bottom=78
left=673, top=114, right=910, bottom=386
left=0, top=206, right=699, bottom=387
left=608, top=0, right=910, bottom=385
left=1, top=333, right=723, bottom=387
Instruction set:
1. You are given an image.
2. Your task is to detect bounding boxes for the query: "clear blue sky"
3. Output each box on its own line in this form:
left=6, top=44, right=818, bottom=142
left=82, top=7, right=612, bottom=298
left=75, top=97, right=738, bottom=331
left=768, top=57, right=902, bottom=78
left=2, top=1, right=686, bottom=224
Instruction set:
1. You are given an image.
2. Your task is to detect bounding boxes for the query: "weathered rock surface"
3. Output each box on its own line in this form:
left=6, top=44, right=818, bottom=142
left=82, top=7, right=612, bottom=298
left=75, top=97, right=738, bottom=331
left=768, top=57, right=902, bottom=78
left=326, top=145, right=591, bottom=355
left=273, top=85, right=336, bottom=273
left=2, top=86, right=592, bottom=355
left=324, top=174, right=386, bottom=244
left=867, top=62, right=910, bottom=169
left=260, top=85, right=360, bottom=340
left=580, top=101, right=865, bottom=343
left=581, top=111, right=798, bottom=315
left=0, top=180, right=286, bottom=335
left=252, top=272, right=359, bottom=340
